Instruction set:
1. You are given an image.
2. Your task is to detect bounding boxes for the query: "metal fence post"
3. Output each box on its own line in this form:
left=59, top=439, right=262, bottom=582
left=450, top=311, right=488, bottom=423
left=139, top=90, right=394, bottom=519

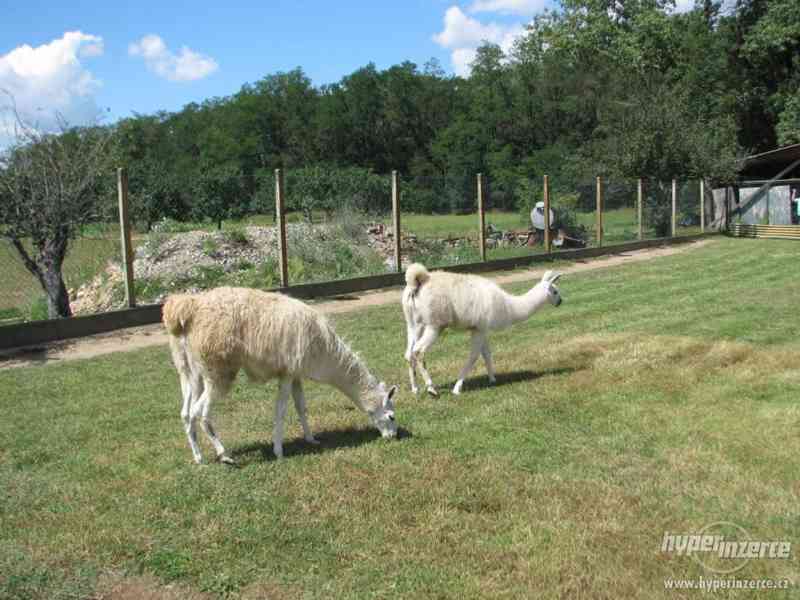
left=637, top=178, right=644, bottom=241
left=477, top=173, right=486, bottom=261
left=700, top=179, right=705, bottom=233
left=543, top=174, right=551, bottom=253
left=392, top=171, right=402, bottom=273
left=117, top=168, right=135, bottom=308
left=672, top=179, right=677, bottom=237
left=596, top=176, right=603, bottom=247
left=275, top=168, right=289, bottom=287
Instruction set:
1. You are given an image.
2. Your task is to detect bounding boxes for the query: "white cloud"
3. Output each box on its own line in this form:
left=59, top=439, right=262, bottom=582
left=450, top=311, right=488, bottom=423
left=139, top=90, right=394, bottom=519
left=451, top=47, right=479, bottom=77
left=669, top=0, right=695, bottom=13
left=129, top=34, right=218, bottom=82
left=433, top=6, right=526, bottom=76
left=469, top=0, right=547, bottom=16
left=0, top=31, right=104, bottom=146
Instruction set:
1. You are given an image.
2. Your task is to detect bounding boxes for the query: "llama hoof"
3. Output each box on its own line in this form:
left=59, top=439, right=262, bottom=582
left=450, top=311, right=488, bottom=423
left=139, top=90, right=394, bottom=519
left=488, top=376, right=497, bottom=384
left=411, top=385, right=419, bottom=394
left=426, top=386, right=438, bottom=397
left=218, top=454, right=236, bottom=465
left=452, top=385, right=462, bottom=395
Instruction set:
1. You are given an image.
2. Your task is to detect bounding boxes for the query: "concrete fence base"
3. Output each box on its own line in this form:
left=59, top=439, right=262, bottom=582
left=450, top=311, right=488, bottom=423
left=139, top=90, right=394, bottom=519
left=0, top=233, right=717, bottom=352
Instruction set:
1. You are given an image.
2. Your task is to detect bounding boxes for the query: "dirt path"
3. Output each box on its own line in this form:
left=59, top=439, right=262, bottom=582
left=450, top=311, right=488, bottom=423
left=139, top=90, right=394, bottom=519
left=0, top=239, right=712, bottom=370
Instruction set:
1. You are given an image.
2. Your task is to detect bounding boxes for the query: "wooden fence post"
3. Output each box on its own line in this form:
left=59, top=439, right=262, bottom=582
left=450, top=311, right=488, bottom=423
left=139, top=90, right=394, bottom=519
left=392, top=170, right=402, bottom=273
left=700, top=179, right=705, bottom=233
left=117, top=168, right=135, bottom=308
left=672, top=179, right=677, bottom=237
left=637, top=178, right=644, bottom=241
left=275, top=168, right=289, bottom=287
left=596, top=176, right=603, bottom=247
left=543, top=174, right=551, bottom=253
left=477, top=173, right=487, bottom=261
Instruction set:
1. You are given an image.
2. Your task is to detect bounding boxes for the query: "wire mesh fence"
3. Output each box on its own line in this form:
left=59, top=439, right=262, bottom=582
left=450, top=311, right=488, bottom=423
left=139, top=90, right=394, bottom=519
left=483, top=175, right=545, bottom=261
left=0, top=230, right=121, bottom=324
left=0, top=240, right=40, bottom=324
left=391, top=173, right=480, bottom=269
left=1, top=172, right=712, bottom=326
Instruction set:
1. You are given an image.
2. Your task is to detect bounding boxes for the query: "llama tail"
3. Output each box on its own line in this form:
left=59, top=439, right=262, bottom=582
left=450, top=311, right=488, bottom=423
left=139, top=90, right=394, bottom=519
left=404, top=263, right=430, bottom=294
left=162, top=294, right=198, bottom=336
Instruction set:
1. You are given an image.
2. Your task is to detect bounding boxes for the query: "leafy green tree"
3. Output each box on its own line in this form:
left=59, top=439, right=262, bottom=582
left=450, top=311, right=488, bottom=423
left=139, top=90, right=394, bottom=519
left=192, top=162, right=245, bottom=229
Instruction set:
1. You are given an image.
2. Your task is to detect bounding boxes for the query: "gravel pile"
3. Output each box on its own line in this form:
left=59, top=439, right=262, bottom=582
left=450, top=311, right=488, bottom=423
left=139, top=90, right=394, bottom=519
left=133, top=225, right=280, bottom=280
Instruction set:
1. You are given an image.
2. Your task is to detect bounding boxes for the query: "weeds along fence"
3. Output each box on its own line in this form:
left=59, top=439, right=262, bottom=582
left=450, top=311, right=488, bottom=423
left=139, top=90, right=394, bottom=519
left=0, top=168, right=712, bottom=333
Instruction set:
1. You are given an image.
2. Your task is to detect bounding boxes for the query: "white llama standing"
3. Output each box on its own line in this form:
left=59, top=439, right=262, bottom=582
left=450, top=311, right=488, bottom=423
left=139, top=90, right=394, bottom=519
left=402, top=264, right=563, bottom=396
left=163, top=286, right=398, bottom=464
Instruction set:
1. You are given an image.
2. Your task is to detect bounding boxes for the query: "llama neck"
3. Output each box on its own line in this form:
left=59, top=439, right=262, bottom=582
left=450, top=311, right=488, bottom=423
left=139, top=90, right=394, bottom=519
left=506, top=282, right=549, bottom=324
left=319, top=339, right=377, bottom=413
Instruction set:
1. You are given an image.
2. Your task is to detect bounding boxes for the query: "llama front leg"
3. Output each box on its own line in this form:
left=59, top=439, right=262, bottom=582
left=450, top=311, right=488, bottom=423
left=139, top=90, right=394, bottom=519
left=453, top=331, right=486, bottom=395
left=481, top=339, right=496, bottom=383
left=273, top=379, right=292, bottom=459
left=291, top=380, right=319, bottom=445
left=412, top=326, right=440, bottom=397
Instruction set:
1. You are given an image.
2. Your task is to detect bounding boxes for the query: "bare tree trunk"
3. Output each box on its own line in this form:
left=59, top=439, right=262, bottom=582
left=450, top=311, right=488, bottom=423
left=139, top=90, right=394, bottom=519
left=10, top=238, right=72, bottom=319
left=40, top=262, right=72, bottom=318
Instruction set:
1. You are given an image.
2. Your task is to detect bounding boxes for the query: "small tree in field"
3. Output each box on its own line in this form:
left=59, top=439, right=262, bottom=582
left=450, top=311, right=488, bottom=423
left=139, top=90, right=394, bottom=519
left=0, top=105, right=111, bottom=318
left=192, top=162, right=244, bottom=229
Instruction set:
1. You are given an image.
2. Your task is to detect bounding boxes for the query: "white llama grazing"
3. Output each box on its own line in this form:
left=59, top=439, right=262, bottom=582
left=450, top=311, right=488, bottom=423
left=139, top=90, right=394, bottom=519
left=402, top=264, right=563, bottom=396
left=163, top=286, right=398, bottom=464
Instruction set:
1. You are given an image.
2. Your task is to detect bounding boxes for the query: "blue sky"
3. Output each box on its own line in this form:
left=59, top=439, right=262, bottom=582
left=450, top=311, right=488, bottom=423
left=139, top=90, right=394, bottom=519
left=0, top=0, right=555, bottom=138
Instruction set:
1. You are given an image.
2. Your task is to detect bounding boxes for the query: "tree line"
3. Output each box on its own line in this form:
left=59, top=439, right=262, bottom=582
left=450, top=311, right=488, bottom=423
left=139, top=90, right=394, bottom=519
left=106, top=0, right=798, bottom=225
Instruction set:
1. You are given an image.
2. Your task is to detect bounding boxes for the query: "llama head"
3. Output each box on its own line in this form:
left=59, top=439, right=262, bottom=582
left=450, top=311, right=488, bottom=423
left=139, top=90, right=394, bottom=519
left=541, top=270, right=563, bottom=307
left=367, top=382, right=398, bottom=438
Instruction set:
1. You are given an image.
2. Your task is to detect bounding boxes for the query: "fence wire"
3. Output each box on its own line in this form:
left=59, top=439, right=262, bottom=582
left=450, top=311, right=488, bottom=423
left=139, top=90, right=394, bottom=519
left=1, top=175, right=710, bottom=325
left=0, top=232, right=121, bottom=323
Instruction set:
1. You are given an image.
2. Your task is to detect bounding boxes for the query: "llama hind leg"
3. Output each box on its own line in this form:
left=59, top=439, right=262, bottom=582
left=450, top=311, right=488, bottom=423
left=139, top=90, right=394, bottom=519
left=407, top=324, right=425, bottom=394
left=292, top=380, right=319, bottom=445
left=481, top=339, right=497, bottom=383
left=180, top=371, right=204, bottom=464
left=273, top=379, right=292, bottom=459
left=453, top=331, right=486, bottom=395
left=412, top=326, right=440, bottom=397
left=194, top=377, right=234, bottom=464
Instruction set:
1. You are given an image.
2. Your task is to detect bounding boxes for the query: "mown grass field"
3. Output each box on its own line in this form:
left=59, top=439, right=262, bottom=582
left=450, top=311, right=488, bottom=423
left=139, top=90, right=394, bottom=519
left=1, top=237, right=797, bottom=599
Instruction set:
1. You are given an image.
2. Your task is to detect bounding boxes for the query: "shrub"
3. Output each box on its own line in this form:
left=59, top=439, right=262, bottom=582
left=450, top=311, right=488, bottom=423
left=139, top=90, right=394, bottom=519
left=201, top=238, right=219, bottom=258
left=223, top=227, right=249, bottom=246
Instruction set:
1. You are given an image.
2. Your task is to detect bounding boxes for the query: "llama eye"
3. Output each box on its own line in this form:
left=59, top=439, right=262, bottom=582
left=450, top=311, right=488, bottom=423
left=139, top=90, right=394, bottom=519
left=388, top=414, right=396, bottom=422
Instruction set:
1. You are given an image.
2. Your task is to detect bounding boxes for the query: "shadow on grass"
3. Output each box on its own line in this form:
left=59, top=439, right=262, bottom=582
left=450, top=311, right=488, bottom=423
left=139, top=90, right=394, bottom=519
left=445, top=366, right=581, bottom=394
left=229, top=426, right=412, bottom=465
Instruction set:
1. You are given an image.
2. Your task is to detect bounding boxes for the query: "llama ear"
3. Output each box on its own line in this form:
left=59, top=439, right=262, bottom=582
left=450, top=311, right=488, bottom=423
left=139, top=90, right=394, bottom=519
left=386, top=385, right=398, bottom=402
left=549, top=272, right=563, bottom=283
left=542, top=270, right=554, bottom=282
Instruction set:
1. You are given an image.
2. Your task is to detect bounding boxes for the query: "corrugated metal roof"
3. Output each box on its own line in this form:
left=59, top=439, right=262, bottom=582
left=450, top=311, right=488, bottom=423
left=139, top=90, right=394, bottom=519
left=739, top=144, right=800, bottom=178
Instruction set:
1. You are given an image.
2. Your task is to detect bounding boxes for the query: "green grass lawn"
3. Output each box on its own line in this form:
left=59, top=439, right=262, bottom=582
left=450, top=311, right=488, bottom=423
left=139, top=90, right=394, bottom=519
left=1, top=237, right=797, bottom=598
